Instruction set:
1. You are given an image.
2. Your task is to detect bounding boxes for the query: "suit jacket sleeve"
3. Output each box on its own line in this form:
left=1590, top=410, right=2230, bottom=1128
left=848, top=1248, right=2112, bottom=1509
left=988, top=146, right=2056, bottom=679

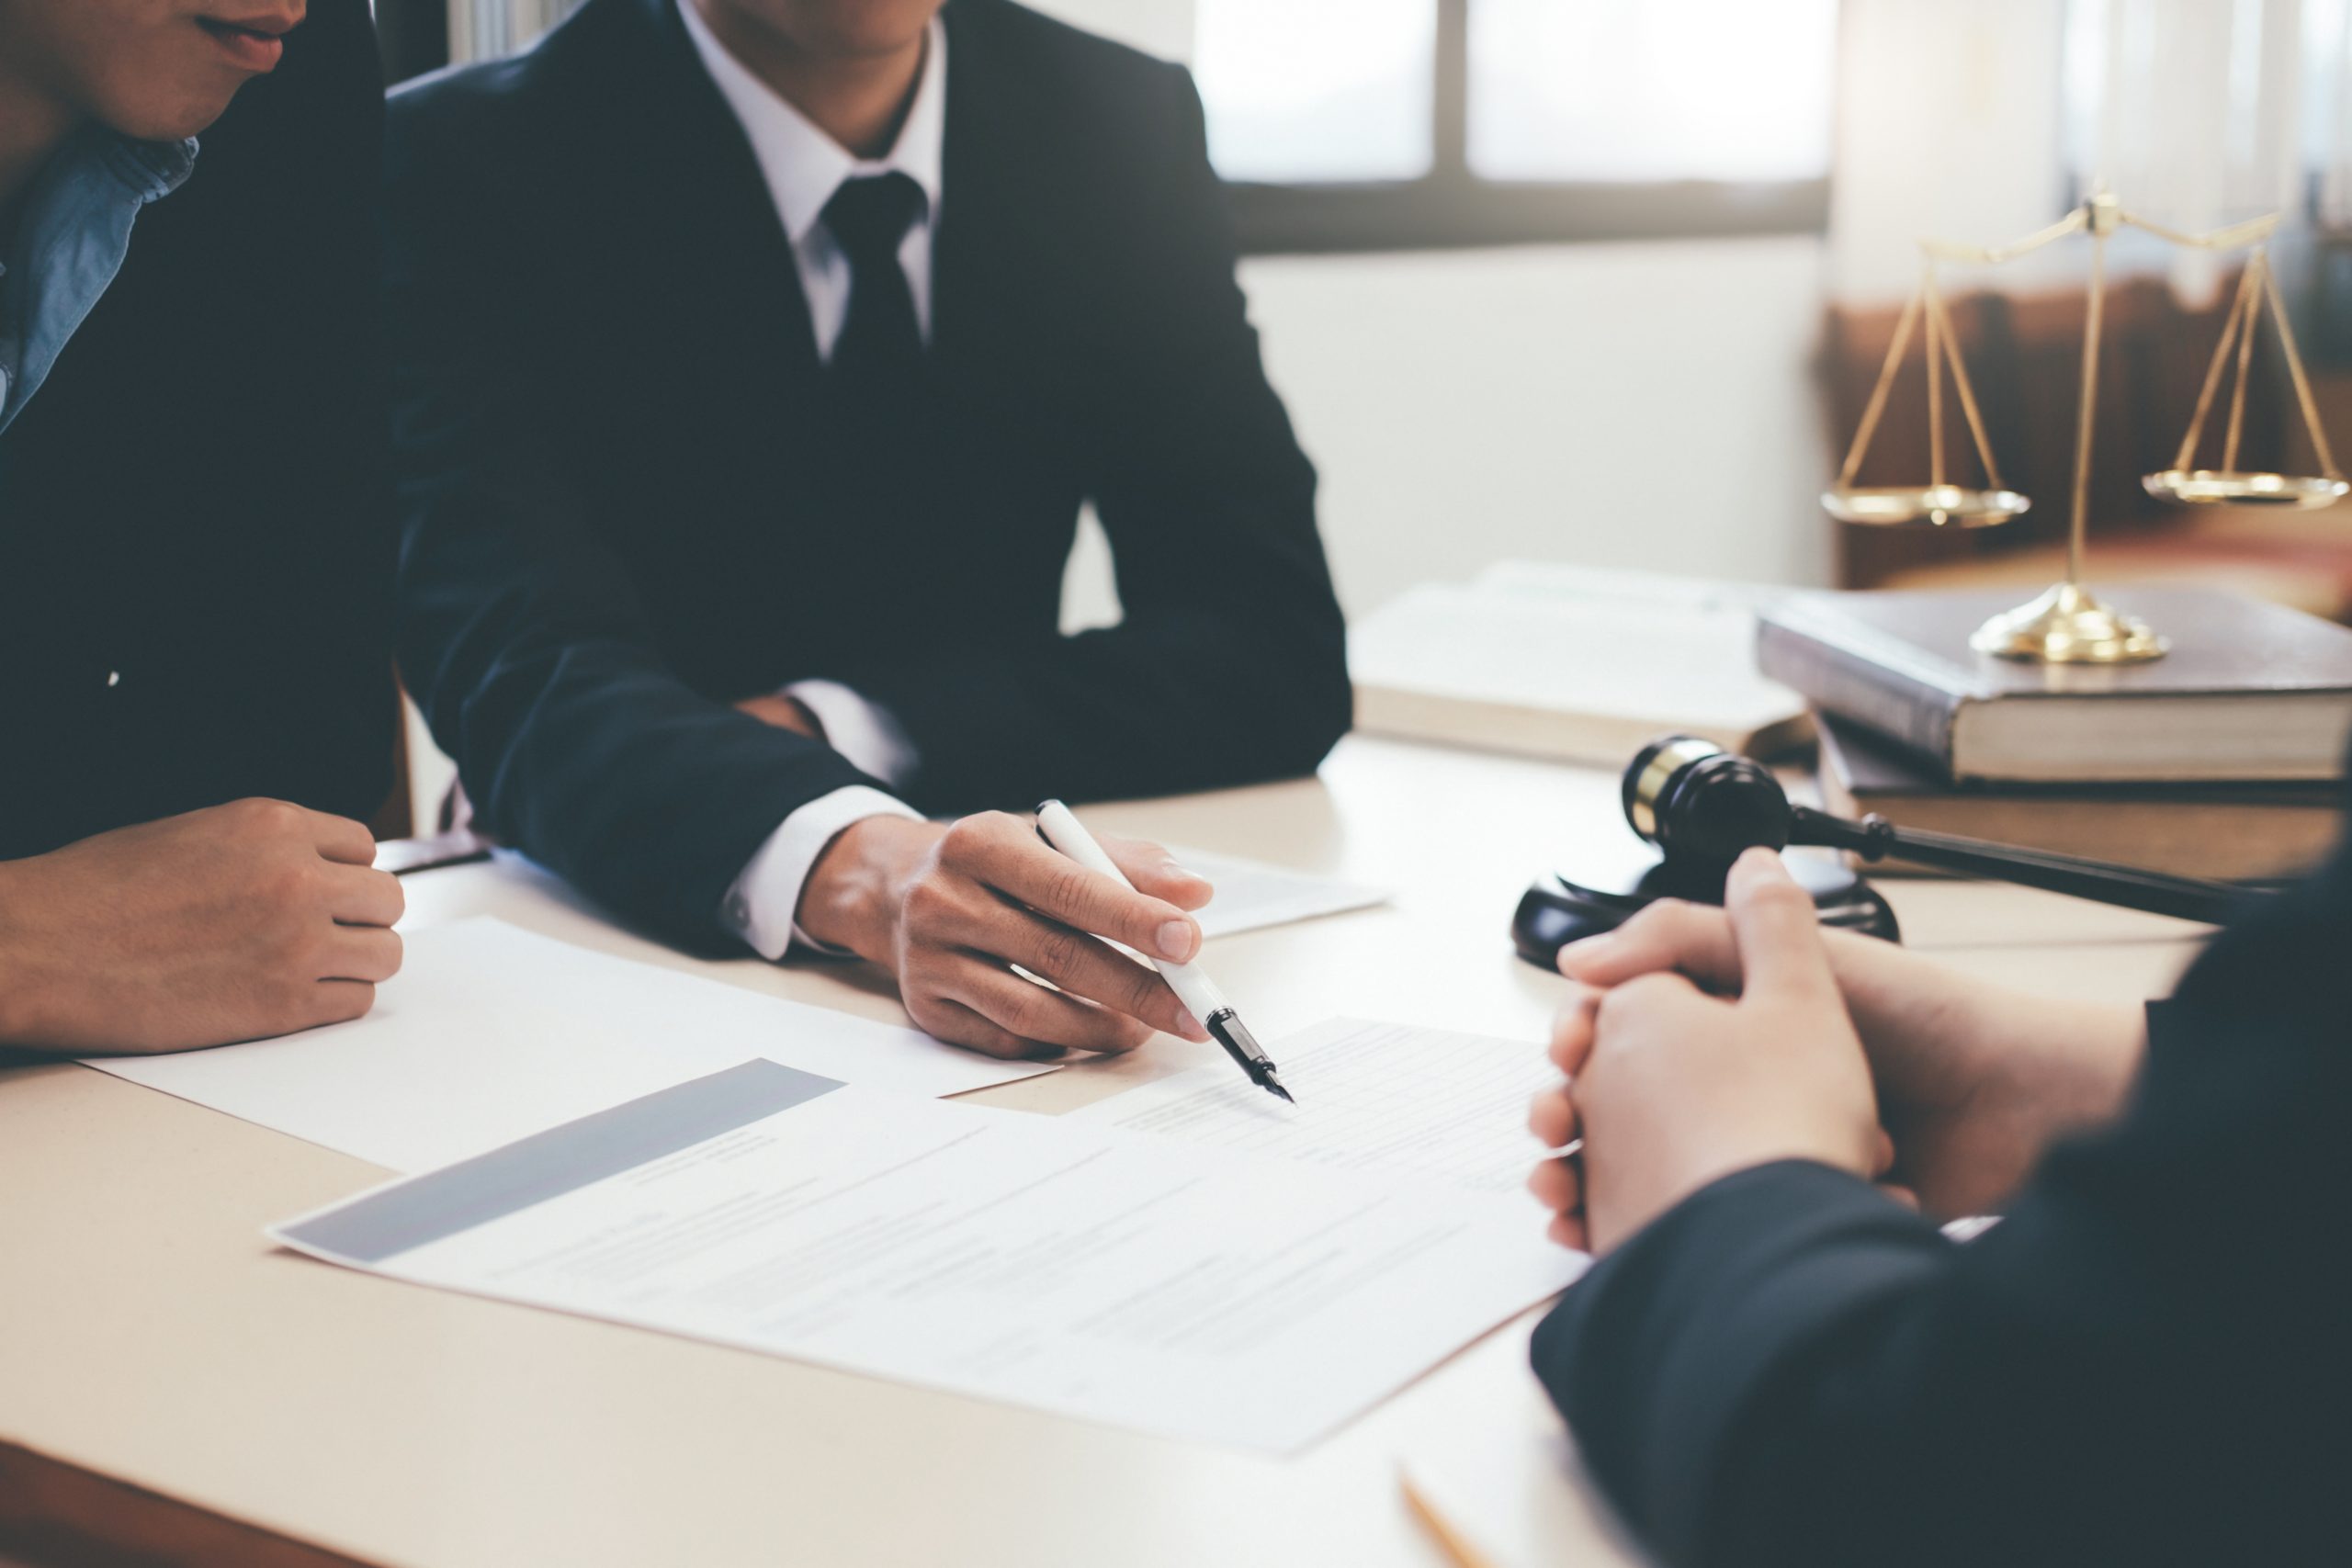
left=204, top=0, right=401, bottom=827
left=1529, top=847, right=2351, bottom=1568
left=829, top=64, right=1351, bottom=815
left=388, top=106, right=882, bottom=952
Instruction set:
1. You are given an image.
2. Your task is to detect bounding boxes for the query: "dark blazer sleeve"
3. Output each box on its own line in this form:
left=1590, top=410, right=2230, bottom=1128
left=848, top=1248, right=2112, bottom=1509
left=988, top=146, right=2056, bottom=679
left=252, top=0, right=401, bottom=828
left=387, top=101, right=882, bottom=952
left=137, top=0, right=399, bottom=832
left=831, top=65, right=1351, bottom=814
left=1530, top=845, right=2352, bottom=1568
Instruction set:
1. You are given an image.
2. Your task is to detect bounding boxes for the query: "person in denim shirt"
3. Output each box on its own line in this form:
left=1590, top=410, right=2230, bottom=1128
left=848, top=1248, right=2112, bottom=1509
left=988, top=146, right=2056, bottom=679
left=0, top=0, right=403, bottom=1055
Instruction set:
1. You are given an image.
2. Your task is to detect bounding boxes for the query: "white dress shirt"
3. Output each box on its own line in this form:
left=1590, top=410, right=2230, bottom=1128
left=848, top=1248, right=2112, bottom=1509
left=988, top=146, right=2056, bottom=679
left=680, top=0, right=944, bottom=959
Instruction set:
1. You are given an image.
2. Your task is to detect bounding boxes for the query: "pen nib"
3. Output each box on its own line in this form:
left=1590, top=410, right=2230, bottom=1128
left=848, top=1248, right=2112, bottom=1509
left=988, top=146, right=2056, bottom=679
left=1262, top=1075, right=1296, bottom=1105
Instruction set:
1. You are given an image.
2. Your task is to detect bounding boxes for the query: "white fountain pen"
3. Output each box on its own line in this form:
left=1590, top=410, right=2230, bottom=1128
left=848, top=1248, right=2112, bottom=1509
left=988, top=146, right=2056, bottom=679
left=1034, top=800, right=1295, bottom=1104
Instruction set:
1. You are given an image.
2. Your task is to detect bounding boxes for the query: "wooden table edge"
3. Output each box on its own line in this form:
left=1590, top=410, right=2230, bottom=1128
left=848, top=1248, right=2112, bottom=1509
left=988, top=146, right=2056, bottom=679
left=0, top=1438, right=376, bottom=1568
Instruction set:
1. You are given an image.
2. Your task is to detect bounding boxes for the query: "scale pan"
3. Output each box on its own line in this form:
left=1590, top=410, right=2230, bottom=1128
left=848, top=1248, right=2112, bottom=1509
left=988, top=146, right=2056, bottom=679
left=1821, top=485, right=2030, bottom=528
left=2142, top=469, right=2349, bottom=509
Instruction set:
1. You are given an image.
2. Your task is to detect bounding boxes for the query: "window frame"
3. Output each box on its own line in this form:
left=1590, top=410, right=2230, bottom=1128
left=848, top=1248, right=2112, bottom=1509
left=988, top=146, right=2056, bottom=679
left=1220, top=0, right=1832, bottom=255
left=375, top=0, right=1836, bottom=254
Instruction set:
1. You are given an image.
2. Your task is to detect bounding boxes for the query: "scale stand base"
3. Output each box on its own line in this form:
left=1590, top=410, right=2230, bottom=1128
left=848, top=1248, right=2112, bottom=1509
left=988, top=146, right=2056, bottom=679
left=1968, top=581, right=2167, bottom=664
left=1511, top=853, right=1901, bottom=972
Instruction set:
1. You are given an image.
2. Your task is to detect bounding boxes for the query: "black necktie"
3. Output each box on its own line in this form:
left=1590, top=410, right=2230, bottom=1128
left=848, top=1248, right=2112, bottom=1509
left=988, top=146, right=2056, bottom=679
left=821, top=172, right=927, bottom=388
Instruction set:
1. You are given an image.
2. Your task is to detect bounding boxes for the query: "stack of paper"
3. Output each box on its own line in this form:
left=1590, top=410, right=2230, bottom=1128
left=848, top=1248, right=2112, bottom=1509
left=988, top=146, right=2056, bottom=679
left=260, top=1014, right=1584, bottom=1453
left=1176, top=847, right=1388, bottom=939
left=91, top=852, right=1394, bottom=1176
left=275, top=1054, right=1582, bottom=1453
left=1070, top=1017, right=1558, bottom=1196
left=108, top=911, right=1583, bottom=1453
left=92, top=919, right=1055, bottom=1171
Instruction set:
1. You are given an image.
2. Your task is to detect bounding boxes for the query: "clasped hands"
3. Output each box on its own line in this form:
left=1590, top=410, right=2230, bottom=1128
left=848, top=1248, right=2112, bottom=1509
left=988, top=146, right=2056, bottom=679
left=1527, top=848, right=2146, bottom=1255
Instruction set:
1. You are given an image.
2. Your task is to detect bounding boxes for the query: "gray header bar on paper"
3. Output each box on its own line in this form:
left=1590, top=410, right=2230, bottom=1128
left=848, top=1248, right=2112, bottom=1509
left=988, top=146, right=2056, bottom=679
left=277, top=1059, right=842, bottom=1264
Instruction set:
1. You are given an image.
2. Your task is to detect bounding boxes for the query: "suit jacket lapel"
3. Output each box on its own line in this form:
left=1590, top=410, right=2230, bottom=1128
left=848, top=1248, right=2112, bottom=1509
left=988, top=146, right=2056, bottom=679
left=592, top=0, right=823, bottom=386
left=933, top=0, right=1027, bottom=383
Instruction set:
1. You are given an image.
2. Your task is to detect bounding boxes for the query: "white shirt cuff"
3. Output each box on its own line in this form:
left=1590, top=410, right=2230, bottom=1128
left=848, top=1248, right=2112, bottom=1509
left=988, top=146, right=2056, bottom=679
left=722, top=785, right=925, bottom=960
left=786, top=679, right=919, bottom=788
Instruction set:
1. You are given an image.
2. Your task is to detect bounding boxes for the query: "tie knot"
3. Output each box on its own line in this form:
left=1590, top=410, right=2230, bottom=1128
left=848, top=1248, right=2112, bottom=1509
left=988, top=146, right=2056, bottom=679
left=822, top=172, right=927, bottom=265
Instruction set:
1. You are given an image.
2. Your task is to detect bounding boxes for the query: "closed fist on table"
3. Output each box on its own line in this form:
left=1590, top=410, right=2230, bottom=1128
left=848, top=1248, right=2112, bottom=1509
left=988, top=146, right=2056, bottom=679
left=1527, top=850, right=1890, bottom=1255
left=0, top=798, right=404, bottom=1054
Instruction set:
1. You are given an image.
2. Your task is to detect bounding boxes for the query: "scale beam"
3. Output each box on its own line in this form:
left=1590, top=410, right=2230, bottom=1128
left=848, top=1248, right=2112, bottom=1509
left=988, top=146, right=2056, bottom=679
left=1822, top=188, right=2346, bottom=665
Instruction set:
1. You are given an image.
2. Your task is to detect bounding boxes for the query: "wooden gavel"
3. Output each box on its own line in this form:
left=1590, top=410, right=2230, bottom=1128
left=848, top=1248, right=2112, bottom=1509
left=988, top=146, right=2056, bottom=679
left=1624, top=735, right=2267, bottom=925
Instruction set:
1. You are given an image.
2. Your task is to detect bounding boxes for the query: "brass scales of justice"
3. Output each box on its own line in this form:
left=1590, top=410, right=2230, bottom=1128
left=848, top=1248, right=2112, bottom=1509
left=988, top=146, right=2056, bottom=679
left=1823, top=187, right=2349, bottom=664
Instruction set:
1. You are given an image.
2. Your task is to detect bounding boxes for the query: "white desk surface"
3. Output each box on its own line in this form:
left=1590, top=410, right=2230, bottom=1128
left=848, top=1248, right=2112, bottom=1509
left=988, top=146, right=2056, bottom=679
left=0, top=738, right=2209, bottom=1567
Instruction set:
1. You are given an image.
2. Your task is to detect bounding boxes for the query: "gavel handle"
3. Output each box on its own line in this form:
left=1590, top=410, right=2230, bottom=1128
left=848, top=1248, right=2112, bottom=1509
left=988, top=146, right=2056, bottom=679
left=1786, top=806, right=2258, bottom=925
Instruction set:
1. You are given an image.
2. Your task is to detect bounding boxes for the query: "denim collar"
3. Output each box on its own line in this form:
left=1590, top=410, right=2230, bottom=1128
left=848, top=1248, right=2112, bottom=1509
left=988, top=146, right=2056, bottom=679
left=0, top=129, right=199, bottom=437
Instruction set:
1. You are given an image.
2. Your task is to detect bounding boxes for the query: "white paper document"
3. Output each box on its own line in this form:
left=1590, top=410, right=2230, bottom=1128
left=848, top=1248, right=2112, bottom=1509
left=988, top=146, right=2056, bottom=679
left=272, top=1059, right=1579, bottom=1453
left=1072, top=1018, right=1559, bottom=1197
left=92, top=919, right=1054, bottom=1172
left=1174, top=848, right=1389, bottom=940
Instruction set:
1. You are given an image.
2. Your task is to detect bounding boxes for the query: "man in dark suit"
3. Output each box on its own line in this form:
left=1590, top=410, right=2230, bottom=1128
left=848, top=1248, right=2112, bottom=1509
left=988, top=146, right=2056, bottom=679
left=1522, top=835, right=2347, bottom=1564
left=0, top=0, right=404, bottom=1054
left=390, top=0, right=1350, bottom=1060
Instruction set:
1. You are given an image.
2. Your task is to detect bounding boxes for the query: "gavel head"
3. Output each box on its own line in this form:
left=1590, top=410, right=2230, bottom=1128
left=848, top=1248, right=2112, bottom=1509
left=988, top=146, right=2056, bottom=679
left=1622, top=736, right=1794, bottom=864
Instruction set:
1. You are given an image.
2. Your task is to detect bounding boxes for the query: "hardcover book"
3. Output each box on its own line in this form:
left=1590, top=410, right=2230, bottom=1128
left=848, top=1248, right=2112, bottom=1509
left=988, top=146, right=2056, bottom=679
left=1758, top=587, right=2352, bottom=783
left=1815, top=714, right=2343, bottom=882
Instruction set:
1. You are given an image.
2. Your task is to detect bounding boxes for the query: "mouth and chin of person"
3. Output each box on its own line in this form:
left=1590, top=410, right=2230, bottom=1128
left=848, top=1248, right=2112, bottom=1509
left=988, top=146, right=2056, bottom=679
left=190, top=3, right=303, bottom=78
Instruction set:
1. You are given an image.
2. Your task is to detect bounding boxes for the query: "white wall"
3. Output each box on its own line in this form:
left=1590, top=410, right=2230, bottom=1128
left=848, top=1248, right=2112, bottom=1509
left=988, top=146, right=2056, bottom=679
left=1829, top=0, right=2073, bottom=307
left=1062, top=237, right=1837, bottom=636
left=1241, top=237, right=1833, bottom=615
left=1830, top=0, right=2341, bottom=310
left=1035, top=0, right=1835, bottom=627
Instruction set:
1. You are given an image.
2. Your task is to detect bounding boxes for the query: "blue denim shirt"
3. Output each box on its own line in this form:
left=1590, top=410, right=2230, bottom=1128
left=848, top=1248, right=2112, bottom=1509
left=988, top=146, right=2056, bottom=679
left=0, top=129, right=198, bottom=438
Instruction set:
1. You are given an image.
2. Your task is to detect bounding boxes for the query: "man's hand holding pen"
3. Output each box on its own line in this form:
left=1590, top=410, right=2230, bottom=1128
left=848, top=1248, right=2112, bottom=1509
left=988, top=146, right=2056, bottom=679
left=797, top=811, right=1215, bottom=1061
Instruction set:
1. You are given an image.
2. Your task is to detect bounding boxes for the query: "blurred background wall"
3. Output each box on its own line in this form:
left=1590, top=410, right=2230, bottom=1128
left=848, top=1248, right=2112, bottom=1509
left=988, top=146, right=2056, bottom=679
left=1031, top=0, right=1838, bottom=620
left=389, top=0, right=2352, bottom=808
left=1031, top=0, right=2352, bottom=617
left=409, top=0, right=2352, bottom=615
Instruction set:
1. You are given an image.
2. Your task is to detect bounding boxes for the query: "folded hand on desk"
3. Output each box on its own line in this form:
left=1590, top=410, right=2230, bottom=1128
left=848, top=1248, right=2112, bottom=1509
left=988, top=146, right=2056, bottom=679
left=1524, top=851, right=1889, bottom=1254
left=1529, top=852, right=2149, bottom=1245
left=797, top=811, right=1216, bottom=1060
left=0, top=799, right=404, bottom=1054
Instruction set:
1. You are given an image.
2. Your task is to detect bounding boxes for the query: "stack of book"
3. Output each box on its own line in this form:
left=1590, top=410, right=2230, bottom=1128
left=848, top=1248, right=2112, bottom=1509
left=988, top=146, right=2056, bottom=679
left=1758, top=587, right=2352, bottom=882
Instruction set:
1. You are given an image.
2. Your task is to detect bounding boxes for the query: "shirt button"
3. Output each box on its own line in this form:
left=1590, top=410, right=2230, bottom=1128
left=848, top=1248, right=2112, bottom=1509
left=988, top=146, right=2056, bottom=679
left=106, top=671, right=121, bottom=688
